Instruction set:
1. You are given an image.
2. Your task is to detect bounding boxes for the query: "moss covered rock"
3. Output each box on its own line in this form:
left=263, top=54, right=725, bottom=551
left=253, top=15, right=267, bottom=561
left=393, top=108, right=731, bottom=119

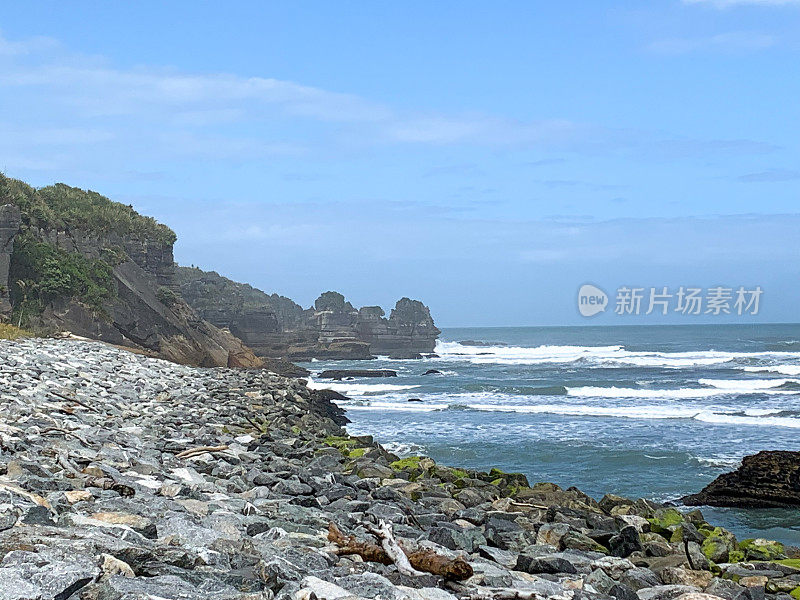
left=561, top=530, right=609, bottom=554
left=739, top=538, right=786, bottom=561
left=648, top=508, right=684, bottom=537
left=701, top=527, right=737, bottom=564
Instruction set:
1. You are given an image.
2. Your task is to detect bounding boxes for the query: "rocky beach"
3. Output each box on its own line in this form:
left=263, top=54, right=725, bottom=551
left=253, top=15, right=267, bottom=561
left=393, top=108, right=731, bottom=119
left=1, top=337, right=799, bottom=600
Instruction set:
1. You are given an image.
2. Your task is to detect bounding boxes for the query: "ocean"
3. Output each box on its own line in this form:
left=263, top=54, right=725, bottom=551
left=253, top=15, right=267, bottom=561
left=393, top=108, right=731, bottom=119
left=303, top=323, right=800, bottom=545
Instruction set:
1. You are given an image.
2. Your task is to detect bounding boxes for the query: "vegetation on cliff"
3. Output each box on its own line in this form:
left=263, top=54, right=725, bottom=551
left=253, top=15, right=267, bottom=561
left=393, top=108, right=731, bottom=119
left=0, top=173, right=176, bottom=245
left=0, top=323, right=31, bottom=340
left=9, top=232, right=116, bottom=325
left=176, top=265, right=304, bottom=326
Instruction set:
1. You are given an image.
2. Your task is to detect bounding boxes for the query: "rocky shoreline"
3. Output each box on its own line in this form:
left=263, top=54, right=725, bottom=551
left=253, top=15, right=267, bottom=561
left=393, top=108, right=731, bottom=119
left=0, top=338, right=799, bottom=600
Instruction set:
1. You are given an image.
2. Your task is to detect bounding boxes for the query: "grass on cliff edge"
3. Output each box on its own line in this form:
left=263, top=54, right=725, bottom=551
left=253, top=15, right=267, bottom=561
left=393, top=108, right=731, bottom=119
left=0, top=324, right=32, bottom=340
left=0, top=173, right=176, bottom=245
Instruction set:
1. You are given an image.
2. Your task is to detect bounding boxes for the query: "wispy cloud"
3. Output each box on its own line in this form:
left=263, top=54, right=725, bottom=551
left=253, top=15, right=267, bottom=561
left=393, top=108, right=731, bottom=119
left=0, top=31, right=780, bottom=177
left=683, top=0, right=800, bottom=7
left=648, top=31, right=776, bottom=54
left=737, top=168, right=800, bottom=182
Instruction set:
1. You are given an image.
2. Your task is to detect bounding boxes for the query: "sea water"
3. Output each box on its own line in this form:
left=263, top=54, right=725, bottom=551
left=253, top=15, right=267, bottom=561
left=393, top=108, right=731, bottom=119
left=303, top=323, right=800, bottom=544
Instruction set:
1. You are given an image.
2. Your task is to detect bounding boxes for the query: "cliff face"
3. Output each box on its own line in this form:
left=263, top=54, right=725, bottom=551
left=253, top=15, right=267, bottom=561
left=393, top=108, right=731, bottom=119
left=33, top=226, right=176, bottom=289
left=1, top=173, right=440, bottom=365
left=177, top=267, right=440, bottom=359
left=0, top=176, right=264, bottom=369
left=0, top=204, right=21, bottom=319
left=357, top=298, right=441, bottom=358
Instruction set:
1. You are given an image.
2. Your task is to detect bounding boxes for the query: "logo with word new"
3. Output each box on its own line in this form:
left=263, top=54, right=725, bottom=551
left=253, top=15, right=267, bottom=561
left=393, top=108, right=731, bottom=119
left=578, top=284, right=608, bottom=317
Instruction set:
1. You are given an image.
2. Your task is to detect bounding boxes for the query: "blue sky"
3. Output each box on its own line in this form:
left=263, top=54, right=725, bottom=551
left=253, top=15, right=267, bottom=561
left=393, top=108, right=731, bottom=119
left=1, top=1, right=798, bottom=326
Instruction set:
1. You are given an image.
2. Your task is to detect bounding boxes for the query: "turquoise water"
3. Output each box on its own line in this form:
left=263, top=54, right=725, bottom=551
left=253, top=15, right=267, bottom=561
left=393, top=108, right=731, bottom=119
left=303, top=324, right=800, bottom=545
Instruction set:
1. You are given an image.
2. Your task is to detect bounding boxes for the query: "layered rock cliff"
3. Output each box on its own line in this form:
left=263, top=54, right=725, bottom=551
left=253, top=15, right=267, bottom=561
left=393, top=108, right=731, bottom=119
left=0, top=173, right=440, bottom=365
left=0, top=174, right=263, bottom=368
left=177, top=267, right=440, bottom=359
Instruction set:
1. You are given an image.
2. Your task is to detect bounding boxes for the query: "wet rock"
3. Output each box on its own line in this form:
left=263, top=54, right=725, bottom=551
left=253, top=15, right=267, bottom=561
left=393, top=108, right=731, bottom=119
left=682, top=451, right=800, bottom=508
left=622, top=567, right=663, bottom=591
left=318, top=369, right=397, bottom=380
left=704, top=578, right=753, bottom=600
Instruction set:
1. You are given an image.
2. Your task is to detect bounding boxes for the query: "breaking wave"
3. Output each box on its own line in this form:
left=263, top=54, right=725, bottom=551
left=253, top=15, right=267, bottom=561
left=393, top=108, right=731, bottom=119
left=434, top=340, right=799, bottom=369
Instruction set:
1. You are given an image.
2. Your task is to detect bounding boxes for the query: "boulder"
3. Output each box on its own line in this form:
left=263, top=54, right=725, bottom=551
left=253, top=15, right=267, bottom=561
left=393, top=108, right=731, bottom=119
left=318, top=369, right=397, bottom=380
left=682, top=451, right=800, bottom=508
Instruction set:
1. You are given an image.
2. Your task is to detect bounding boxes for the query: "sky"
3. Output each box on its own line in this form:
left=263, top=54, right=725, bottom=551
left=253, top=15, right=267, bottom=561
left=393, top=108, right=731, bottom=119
left=1, top=0, right=799, bottom=326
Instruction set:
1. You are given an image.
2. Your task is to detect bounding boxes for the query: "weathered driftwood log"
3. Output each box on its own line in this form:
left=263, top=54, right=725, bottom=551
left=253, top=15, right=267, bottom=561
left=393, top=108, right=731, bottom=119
left=175, top=445, right=229, bottom=459
left=366, top=520, right=424, bottom=577
left=328, top=522, right=473, bottom=580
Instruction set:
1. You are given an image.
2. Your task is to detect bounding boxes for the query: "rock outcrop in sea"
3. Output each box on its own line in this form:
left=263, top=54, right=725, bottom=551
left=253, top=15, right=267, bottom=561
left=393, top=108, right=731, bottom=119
left=1, top=337, right=798, bottom=600
left=177, top=267, right=440, bottom=360
left=682, top=451, right=800, bottom=508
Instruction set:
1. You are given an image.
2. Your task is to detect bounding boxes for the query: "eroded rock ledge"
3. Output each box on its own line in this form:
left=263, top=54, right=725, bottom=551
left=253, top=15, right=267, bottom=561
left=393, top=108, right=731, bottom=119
left=0, top=338, right=798, bottom=600
left=682, top=451, right=800, bottom=508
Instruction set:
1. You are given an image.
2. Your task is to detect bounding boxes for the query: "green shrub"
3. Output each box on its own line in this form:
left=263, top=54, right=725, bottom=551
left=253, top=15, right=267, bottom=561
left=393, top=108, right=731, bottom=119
left=0, top=173, right=176, bottom=245
left=0, top=324, right=32, bottom=340
left=156, top=286, right=178, bottom=307
left=9, top=233, right=116, bottom=324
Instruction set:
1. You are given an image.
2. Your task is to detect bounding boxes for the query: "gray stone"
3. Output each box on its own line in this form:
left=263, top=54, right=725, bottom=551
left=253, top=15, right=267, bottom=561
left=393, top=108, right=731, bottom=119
left=515, top=554, right=579, bottom=575
left=622, top=567, right=662, bottom=591
left=637, top=585, right=700, bottom=600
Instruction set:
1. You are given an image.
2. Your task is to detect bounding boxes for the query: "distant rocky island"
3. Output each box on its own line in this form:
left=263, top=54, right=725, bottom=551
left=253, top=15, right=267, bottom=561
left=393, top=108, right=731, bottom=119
left=0, top=174, right=439, bottom=367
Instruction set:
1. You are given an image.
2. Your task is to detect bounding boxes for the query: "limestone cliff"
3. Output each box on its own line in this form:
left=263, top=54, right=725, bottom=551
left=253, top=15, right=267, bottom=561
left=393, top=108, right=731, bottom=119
left=177, top=267, right=440, bottom=359
left=357, top=297, right=441, bottom=358
left=0, top=173, right=440, bottom=365
left=0, top=204, right=21, bottom=319
left=0, top=175, right=264, bottom=369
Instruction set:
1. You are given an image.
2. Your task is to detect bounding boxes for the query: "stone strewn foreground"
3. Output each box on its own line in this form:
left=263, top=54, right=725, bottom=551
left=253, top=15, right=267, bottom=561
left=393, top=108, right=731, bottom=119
left=0, top=340, right=799, bottom=600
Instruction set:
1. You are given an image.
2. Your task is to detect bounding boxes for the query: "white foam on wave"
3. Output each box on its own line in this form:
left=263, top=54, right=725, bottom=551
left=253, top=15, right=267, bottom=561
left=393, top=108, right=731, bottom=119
left=744, top=365, right=800, bottom=376
left=567, top=386, right=719, bottom=399
left=694, top=412, right=800, bottom=428
left=699, top=378, right=799, bottom=391
left=335, top=397, right=800, bottom=428
left=305, top=378, right=419, bottom=396
left=567, top=382, right=799, bottom=398
left=434, top=340, right=798, bottom=369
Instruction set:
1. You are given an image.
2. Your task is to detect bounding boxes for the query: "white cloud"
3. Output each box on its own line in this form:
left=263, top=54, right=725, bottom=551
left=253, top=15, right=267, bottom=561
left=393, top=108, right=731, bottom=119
left=648, top=31, right=776, bottom=54
left=0, top=31, right=779, bottom=177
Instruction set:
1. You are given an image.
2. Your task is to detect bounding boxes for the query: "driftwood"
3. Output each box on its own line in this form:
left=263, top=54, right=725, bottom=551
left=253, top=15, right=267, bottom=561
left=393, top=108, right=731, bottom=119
left=175, top=445, right=229, bottom=459
left=328, top=522, right=473, bottom=580
left=366, top=520, right=424, bottom=577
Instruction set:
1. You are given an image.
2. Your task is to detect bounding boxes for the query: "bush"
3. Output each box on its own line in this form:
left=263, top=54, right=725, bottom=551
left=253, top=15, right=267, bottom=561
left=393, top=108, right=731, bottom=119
left=0, top=173, right=176, bottom=245
left=0, top=324, right=31, bottom=340
left=156, top=286, right=178, bottom=307
left=9, top=233, right=116, bottom=325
